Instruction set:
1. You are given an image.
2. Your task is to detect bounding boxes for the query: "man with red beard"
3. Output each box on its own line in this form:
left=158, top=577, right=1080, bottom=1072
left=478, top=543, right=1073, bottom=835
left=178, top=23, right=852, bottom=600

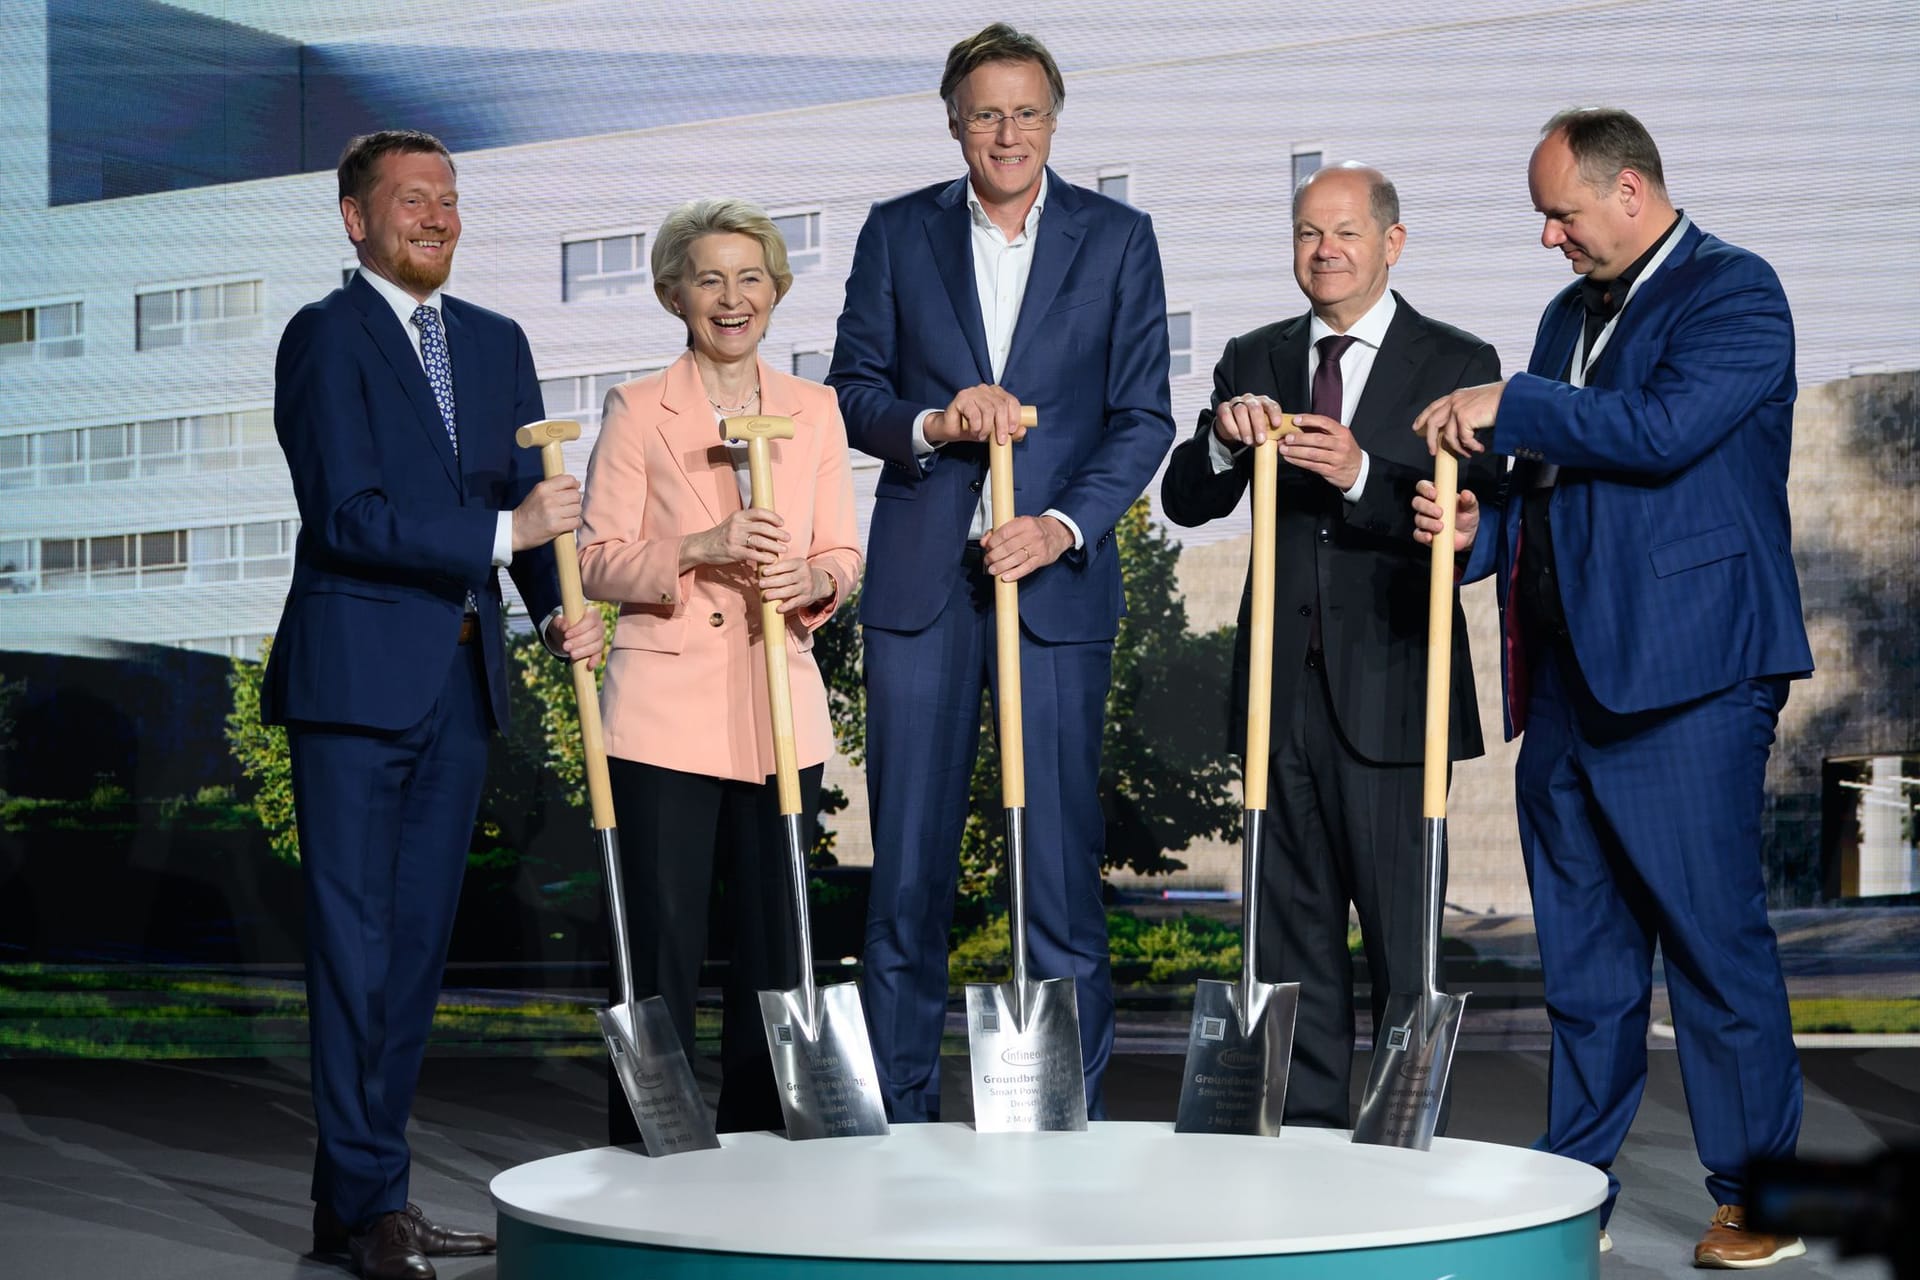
left=264, top=130, right=601, bottom=1280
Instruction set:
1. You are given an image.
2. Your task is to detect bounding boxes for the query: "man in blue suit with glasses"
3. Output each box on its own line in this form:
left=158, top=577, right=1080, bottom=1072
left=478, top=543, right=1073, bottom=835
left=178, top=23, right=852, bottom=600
left=1414, top=107, right=1812, bottom=1270
left=828, top=23, right=1174, bottom=1123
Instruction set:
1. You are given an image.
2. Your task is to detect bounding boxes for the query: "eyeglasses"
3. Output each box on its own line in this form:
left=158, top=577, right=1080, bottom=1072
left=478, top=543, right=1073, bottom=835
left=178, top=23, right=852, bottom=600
left=959, top=108, right=1055, bottom=133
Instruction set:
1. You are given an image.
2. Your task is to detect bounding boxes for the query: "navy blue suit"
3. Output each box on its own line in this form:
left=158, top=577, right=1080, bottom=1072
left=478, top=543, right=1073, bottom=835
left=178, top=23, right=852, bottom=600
left=829, top=171, right=1174, bottom=1119
left=264, top=272, right=559, bottom=1228
left=1464, top=221, right=1813, bottom=1219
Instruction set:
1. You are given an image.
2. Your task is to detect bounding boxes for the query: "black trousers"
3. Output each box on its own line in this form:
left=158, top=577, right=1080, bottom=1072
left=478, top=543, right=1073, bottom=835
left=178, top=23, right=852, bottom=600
left=604, top=756, right=823, bottom=1144
left=1257, top=653, right=1444, bottom=1129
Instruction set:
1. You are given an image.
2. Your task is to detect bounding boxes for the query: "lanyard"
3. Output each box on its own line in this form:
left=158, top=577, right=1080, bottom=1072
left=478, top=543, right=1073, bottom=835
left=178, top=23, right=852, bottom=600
left=1568, top=214, right=1691, bottom=389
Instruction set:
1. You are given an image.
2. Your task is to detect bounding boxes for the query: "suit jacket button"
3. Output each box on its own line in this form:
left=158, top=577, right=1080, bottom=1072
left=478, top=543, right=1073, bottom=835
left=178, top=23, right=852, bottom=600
left=709, top=612, right=724, bottom=627
left=1318, top=528, right=1331, bottom=544
left=1298, top=604, right=1313, bottom=617
left=969, top=479, right=983, bottom=493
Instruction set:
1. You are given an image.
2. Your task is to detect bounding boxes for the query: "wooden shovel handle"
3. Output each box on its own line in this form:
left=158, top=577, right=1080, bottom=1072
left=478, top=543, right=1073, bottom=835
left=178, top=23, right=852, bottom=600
left=989, top=406, right=1040, bottom=809
left=1421, top=449, right=1459, bottom=820
left=517, top=421, right=616, bottom=832
left=746, top=430, right=804, bottom=819
left=1243, top=439, right=1278, bottom=811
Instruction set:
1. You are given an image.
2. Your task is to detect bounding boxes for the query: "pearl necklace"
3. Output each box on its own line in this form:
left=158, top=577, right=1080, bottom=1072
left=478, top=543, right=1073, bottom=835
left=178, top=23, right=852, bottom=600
left=708, top=386, right=761, bottom=416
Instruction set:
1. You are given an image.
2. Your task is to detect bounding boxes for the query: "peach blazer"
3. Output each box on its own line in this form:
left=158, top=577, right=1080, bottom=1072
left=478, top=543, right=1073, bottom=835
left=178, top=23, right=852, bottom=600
left=578, top=351, right=863, bottom=783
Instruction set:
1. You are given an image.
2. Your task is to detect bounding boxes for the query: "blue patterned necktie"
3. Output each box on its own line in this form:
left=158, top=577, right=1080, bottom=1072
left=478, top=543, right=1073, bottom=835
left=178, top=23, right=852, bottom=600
left=411, top=304, right=459, bottom=456
left=412, top=303, right=479, bottom=616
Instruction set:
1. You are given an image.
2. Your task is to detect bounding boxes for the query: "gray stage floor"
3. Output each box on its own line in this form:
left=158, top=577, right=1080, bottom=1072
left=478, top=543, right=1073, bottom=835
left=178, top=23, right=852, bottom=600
left=1, top=1048, right=1912, bottom=1279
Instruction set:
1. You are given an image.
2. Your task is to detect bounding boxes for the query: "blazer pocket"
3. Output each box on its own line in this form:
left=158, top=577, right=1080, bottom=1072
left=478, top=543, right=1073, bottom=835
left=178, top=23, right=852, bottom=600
left=1045, top=287, right=1106, bottom=317
left=1649, top=523, right=1747, bottom=578
left=612, top=612, right=686, bottom=654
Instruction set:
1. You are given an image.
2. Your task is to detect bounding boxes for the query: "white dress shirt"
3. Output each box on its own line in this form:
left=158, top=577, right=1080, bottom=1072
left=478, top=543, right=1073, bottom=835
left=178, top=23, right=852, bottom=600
left=908, top=173, right=1083, bottom=549
left=717, top=412, right=752, bottom=506
left=1209, top=288, right=1398, bottom=503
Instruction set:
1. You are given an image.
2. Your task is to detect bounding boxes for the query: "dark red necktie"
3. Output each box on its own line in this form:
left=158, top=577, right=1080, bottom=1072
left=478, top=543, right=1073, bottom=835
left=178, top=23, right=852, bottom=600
left=1312, top=334, right=1357, bottom=420
left=1305, top=334, right=1355, bottom=653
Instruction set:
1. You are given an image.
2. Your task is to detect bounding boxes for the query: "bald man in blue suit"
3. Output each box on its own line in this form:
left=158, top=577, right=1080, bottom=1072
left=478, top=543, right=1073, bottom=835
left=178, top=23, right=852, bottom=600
left=1415, top=108, right=1812, bottom=1270
left=828, top=25, right=1173, bottom=1122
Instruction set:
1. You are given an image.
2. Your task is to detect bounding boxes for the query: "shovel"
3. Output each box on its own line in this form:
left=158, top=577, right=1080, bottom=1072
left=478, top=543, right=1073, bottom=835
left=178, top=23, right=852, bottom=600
left=1351, top=444, right=1470, bottom=1150
left=965, top=405, right=1090, bottom=1134
left=515, top=420, right=719, bottom=1156
left=729, top=415, right=890, bottom=1141
left=1175, top=430, right=1301, bottom=1135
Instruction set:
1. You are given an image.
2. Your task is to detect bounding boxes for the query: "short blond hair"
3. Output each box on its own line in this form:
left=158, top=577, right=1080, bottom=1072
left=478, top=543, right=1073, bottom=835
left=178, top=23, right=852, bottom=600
left=651, top=198, right=794, bottom=320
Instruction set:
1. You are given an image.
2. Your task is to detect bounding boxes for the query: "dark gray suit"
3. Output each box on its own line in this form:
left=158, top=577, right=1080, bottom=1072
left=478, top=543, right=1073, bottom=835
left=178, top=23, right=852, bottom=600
left=1160, top=292, right=1499, bottom=1126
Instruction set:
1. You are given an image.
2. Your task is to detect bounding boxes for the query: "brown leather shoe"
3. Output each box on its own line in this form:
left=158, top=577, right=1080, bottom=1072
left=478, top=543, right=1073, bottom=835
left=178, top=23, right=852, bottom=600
left=1694, top=1204, right=1807, bottom=1269
left=315, top=1202, right=495, bottom=1257
left=402, top=1203, right=496, bottom=1256
left=347, top=1211, right=434, bottom=1279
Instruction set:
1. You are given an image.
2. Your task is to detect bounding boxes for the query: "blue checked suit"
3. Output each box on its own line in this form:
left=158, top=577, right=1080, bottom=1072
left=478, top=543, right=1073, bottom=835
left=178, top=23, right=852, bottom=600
left=1463, top=222, right=1814, bottom=1221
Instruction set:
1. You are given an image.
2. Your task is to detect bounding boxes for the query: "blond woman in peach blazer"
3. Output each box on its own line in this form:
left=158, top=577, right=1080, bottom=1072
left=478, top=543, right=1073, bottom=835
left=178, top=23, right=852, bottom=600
left=577, top=199, right=861, bottom=1141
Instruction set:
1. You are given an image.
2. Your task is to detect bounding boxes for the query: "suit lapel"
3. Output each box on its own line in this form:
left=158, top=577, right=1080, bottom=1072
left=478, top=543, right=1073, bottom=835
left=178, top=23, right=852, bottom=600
left=1581, top=220, right=1701, bottom=387
left=1347, top=297, right=1421, bottom=449
left=441, top=301, right=480, bottom=490
left=350, top=278, right=462, bottom=488
left=658, top=352, right=739, bottom=526
left=1265, top=315, right=1312, bottom=413
left=924, top=179, right=993, bottom=384
left=1004, top=170, right=1087, bottom=379
left=1530, top=288, right=1585, bottom=381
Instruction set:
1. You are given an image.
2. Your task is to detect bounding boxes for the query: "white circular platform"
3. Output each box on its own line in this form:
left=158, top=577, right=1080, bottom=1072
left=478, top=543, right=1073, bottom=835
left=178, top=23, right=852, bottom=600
left=492, top=1122, right=1605, bottom=1278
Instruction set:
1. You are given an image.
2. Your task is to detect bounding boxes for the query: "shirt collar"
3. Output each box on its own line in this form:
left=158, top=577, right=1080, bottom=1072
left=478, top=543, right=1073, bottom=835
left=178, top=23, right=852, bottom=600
left=966, top=168, right=1050, bottom=239
left=1581, top=210, right=1684, bottom=319
left=358, top=265, right=445, bottom=331
left=1308, top=288, right=1398, bottom=351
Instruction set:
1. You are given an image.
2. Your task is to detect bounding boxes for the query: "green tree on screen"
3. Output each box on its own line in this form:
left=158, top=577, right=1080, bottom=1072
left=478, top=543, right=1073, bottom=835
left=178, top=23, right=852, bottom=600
left=819, top=498, right=1241, bottom=913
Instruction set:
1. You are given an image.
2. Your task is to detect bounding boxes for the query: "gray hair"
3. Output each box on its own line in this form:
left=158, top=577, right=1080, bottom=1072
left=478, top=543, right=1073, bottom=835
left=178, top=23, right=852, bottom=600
left=1541, top=106, right=1668, bottom=195
left=1292, top=162, right=1401, bottom=230
left=651, top=198, right=794, bottom=320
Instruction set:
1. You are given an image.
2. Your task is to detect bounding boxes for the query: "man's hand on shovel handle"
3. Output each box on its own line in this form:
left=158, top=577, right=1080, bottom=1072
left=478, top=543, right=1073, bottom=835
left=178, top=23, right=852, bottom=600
left=1412, top=480, right=1481, bottom=554
left=512, top=473, right=583, bottom=552
left=546, top=609, right=606, bottom=668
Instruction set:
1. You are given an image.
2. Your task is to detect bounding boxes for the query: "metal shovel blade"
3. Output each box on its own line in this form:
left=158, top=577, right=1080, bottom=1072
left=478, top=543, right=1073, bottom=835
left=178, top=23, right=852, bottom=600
left=1349, top=987, right=1466, bottom=1149
left=597, top=995, right=721, bottom=1156
left=1352, top=818, right=1468, bottom=1150
left=1175, top=977, right=1300, bottom=1135
left=1175, top=809, right=1299, bottom=1135
left=591, top=826, right=717, bottom=1157
left=757, top=814, right=890, bottom=1140
left=758, top=981, right=891, bottom=1140
left=964, top=974, right=1089, bottom=1132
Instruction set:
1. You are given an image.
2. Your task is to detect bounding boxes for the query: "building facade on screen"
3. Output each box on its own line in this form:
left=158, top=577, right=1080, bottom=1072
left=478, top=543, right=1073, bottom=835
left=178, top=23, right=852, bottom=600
left=2, top=0, right=1916, bottom=902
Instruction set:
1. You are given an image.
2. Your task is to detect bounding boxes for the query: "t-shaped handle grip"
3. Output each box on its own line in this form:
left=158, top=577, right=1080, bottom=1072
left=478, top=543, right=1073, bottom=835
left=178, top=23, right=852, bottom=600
left=723, top=414, right=796, bottom=444
left=514, top=419, right=582, bottom=451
